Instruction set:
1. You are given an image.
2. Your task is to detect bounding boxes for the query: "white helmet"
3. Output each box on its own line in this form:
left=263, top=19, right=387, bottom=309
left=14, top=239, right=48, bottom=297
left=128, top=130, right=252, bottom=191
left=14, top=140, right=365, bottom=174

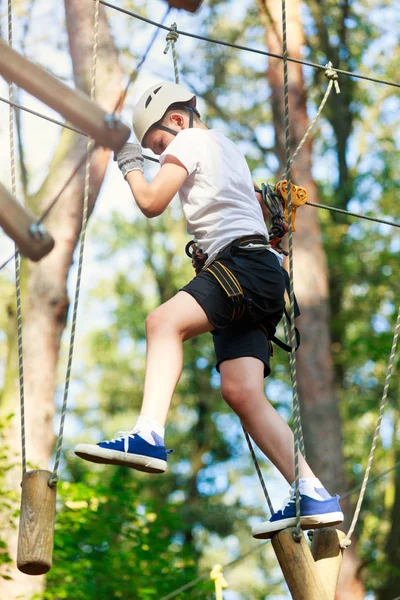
left=133, top=82, right=197, bottom=147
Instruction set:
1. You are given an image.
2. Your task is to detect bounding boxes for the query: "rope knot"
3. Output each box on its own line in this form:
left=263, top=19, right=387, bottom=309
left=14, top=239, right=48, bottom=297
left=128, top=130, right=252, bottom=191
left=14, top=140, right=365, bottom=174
left=339, top=537, right=352, bottom=549
left=164, top=23, right=179, bottom=54
left=324, top=61, right=340, bottom=94
left=48, top=473, right=59, bottom=488
left=292, top=527, right=303, bottom=543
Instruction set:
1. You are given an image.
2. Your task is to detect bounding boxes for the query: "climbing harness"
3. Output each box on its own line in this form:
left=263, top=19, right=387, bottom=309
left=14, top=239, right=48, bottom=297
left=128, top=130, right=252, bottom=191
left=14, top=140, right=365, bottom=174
left=185, top=235, right=301, bottom=352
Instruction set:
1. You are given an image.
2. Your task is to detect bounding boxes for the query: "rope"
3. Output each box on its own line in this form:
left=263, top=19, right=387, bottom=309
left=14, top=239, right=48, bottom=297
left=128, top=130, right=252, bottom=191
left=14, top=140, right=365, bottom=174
left=305, top=201, right=400, bottom=229
left=0, top=95, right=86, bottom=135
left=8, top=0, right=27, bottom=478
left=280, top=0, right=302, bottom=542
left=98, top=0, right=400, bottom=91
left=113, top=5, right=171, bottom=115
left=340, top=303, right=400, bottom=549
left=282, top=316, right=305, bottom=458
left=49, top=0, right=100, bottom=487
left=164, top=22, right=180, bottom=84
left=242, top=427, right=274, bottom=515
left=287, top=61, right=340, bottom=170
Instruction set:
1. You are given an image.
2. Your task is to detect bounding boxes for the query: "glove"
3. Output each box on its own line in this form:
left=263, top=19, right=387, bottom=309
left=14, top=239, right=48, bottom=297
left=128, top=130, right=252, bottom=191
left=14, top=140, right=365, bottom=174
left=115, top=143, right=144, bottom=178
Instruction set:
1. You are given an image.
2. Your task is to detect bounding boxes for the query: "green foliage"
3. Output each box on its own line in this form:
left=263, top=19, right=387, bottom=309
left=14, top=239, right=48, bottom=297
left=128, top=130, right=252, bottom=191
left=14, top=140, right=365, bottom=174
left=44, top=467, right=214, bottom=600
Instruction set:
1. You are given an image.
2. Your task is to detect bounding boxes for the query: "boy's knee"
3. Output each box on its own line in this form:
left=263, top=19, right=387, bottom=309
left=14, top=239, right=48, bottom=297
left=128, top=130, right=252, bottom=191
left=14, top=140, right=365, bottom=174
left=221, top=379, right=257, bottom=413
left=145, top=305, right=178, bottom=336
left=146, top=307, right=166, bottom=335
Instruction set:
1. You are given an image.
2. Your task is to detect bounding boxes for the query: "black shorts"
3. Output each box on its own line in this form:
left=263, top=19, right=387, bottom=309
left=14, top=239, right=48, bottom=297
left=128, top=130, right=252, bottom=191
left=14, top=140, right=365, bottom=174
left=181, top=237, right=286, bottom=377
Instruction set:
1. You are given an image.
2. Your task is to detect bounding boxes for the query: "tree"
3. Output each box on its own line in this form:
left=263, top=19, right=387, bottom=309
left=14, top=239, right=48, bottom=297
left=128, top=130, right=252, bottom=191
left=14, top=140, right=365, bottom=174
left=0, top=1, right=125, bottom=597
left=257, top=0, right=364, bottom=597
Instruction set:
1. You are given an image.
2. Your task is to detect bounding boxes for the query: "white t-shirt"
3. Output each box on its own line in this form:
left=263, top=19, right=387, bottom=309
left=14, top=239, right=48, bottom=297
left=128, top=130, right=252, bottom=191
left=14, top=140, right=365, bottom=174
left=159, top=128, right=281, bottom=266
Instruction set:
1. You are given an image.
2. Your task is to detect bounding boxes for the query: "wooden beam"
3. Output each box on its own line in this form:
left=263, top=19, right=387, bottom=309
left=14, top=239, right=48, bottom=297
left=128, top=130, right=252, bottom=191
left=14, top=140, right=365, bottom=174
left=17, top=470, right=57, bottom=575
left=164, top=0, right=203, bottom=12
left=311, top=528, right=346, bottom=600
left=0, top=182, right=54, bottom=261
left=271, top=528, right=330, bottom=600
left=0, top=38, right=130, bottom=152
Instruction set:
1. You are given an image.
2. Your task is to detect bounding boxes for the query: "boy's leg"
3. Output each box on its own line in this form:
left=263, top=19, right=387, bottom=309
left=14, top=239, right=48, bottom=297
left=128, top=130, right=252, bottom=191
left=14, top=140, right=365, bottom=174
left=219, top=356, right=315, bottom=483
left=75, top=290, right=213, bottom=471
left=219, top=356, right=343, bottom=537
left=140, top=290, right=214, bottom=425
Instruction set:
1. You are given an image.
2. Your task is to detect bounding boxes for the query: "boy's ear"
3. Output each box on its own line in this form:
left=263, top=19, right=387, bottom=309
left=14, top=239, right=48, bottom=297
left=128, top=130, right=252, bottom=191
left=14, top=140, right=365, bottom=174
left=169, top=112, right=185, bottom=128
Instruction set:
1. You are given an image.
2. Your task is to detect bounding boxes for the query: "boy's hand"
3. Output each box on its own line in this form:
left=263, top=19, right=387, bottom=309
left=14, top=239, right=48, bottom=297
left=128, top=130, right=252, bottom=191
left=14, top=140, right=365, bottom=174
left=115, top=143, right=144, bottom=178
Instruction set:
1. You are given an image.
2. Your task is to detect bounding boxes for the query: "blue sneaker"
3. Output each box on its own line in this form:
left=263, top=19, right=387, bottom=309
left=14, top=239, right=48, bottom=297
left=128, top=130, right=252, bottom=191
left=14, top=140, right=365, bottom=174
left=74, top=431, right=170, bottom=474
left=252, top=488, right=344, bottom=539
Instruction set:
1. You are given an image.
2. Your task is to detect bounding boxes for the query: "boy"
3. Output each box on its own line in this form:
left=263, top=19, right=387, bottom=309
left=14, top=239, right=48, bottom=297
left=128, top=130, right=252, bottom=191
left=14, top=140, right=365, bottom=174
left=75, top=82, right=343, bottom=538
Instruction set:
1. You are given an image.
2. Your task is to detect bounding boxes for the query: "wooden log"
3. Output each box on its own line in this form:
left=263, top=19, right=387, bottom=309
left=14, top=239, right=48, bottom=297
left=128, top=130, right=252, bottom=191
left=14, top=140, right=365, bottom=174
left=17, top=470, right=57, bottom=575
left=0, top=182, right=54, bottom=261
left=164, top=0, right=203, bottom=12
left=0, top=38, right=130, bottom=151
left=271, top=528, right=330, bottom=600
left=311, top=528, right=346, bottom=599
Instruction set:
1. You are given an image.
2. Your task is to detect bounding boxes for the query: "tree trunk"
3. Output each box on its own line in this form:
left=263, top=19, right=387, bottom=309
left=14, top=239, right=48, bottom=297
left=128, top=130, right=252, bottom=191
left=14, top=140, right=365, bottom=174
left=258, top=1, right=364, bottom=598
left=0, top=2, right=124, bottom=598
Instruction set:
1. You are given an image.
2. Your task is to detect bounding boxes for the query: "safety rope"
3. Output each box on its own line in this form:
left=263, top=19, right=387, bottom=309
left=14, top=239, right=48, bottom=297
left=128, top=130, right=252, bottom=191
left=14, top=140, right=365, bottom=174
left=8, top=0, right=27, bottom=478
left=282, top=316, right=305, bottom=458
left=281, top=0, right=302, bottom=542
left=48, top=0, right=100, bottom=486
left=242, top=427, right=274, bottom=515
left=304, top=201, right=400, bottom=229
left=164, top=22, right=180, bottom=84
left=287, top=61, right=340, bottom=171
left=98, top=0, right=400, bottom=91
left=340, top=303, right=400, bottom=548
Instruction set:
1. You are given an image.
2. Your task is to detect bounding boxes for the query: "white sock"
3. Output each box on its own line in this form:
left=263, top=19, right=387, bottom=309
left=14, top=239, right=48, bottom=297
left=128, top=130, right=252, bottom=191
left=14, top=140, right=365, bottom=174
left=133, top=416, right=165, bottom=446
left=292, top=478, right=331, bottom=501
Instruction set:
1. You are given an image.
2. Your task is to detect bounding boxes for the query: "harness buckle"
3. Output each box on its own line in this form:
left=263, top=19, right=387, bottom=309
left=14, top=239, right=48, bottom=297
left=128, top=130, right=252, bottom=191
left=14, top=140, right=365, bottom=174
left=185, top=240, right=208, bottom=275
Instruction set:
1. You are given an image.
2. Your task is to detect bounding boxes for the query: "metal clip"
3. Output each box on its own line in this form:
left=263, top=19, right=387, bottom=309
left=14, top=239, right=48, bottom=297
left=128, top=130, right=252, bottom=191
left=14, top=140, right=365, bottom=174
left=104, top=113, right=121, bottom=129
left=29, top=222, right=47, bottom=240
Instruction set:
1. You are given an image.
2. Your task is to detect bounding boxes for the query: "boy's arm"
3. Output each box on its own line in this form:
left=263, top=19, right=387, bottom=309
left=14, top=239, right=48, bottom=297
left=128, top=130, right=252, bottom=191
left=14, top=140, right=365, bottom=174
left=117, top=143, right=188, bottom=218
left=126, top=157, right=187, bottom=218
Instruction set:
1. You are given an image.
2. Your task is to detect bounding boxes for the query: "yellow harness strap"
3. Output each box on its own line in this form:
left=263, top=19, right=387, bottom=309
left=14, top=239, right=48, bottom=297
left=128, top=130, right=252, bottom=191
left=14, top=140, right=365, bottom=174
left=205, top=260, right=246, bottom=321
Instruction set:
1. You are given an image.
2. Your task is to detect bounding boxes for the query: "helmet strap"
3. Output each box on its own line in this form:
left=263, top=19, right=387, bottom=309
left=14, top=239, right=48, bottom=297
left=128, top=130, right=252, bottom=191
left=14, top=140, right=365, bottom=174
left=188, top=107, right=194, bottom=128
left=157, top=124, right=178, bottom=136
